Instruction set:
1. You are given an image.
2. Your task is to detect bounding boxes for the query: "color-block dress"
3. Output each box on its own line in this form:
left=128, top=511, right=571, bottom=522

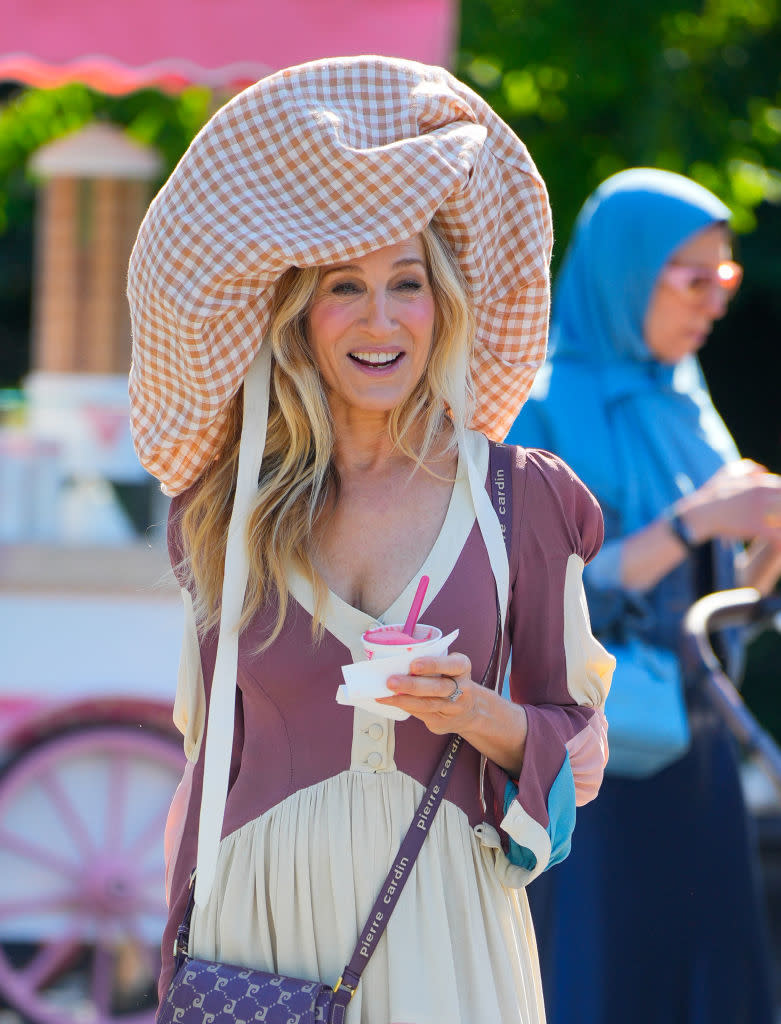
left=160, top=432, right=613, bottom=1024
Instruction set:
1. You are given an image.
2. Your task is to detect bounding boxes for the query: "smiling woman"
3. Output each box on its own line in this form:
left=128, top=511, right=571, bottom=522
left=127, top=55, right=614, bottom=1024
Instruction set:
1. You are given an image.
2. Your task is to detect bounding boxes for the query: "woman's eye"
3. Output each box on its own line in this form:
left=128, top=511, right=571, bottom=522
left=330, top=281, right=361, bottom=295
left=395, top=278, right=424, bottom=292
left=686, top=275, right=712, bottom=295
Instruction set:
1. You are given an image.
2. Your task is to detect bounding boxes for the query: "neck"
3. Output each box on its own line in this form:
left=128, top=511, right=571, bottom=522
left=329, top=406, right=452, bottom=477
left=329, top=406, right=409, bottom=475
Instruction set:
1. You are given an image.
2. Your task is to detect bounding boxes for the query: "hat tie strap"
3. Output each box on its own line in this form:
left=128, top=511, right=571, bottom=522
left=195, top=346, right=272, bottom=907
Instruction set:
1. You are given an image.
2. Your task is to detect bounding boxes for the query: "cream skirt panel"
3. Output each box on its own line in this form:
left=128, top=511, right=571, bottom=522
left=190, top=770, right=545, bottom=1024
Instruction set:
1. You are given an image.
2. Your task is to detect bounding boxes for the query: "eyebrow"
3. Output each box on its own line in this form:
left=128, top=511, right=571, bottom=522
left=320, top=257, right=426, bottom=277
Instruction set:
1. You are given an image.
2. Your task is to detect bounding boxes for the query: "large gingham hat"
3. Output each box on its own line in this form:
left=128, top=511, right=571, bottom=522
left=127, top=55, right=552, bottom=496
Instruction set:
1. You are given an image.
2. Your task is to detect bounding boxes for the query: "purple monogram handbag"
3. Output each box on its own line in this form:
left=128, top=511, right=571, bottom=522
left=158, top=443, right=512, bottom=1023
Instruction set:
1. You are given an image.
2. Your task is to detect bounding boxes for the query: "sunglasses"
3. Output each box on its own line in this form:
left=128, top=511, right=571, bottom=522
left=661, top=260, right=743, bottom=301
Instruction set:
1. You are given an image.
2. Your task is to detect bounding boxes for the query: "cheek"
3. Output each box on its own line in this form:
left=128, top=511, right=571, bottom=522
left=643, top=289, right=683, bottom=360
left=408, top=299, right=436, bottom=347
left=307, top=307, right=343, bottom=366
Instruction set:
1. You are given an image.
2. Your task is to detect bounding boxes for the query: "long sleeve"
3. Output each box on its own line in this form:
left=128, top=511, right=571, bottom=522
left=484, top=448, right=614, bottom=887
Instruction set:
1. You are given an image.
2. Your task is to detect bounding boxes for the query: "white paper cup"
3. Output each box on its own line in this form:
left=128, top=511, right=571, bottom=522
left=362, top=622, right=442, bottom=660
left=337, top=626, right=459, bottom=721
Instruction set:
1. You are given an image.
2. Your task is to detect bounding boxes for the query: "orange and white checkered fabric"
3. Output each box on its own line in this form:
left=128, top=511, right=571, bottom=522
left=127, top=56, right=552, bottom=495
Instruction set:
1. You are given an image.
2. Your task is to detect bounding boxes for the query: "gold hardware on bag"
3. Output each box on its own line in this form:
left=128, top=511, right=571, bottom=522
left=333, top=976, right=357, bottom=1000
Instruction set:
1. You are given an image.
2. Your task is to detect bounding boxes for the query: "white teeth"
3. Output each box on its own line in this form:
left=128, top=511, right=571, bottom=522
left=350, top=351, right=400, bottom=365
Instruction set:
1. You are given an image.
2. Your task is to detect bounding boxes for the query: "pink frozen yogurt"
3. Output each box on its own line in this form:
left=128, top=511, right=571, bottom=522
left=363, top=627, right=417, bottom=645
left=362, top=623, right=439, bottom=659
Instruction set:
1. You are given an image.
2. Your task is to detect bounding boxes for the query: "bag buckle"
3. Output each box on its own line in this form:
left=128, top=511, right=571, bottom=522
left=333, top=976, right=357, bottom=1000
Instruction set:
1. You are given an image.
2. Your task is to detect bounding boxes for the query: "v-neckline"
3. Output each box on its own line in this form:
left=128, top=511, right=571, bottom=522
left=287, top=432, right=488, bottom=660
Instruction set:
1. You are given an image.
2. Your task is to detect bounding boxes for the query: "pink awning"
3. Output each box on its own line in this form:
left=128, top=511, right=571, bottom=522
left=0, top=0, right=456, bottom=94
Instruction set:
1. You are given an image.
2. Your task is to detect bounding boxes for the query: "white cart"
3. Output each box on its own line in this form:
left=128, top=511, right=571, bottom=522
left=0, top=543, right=184, bottom=1024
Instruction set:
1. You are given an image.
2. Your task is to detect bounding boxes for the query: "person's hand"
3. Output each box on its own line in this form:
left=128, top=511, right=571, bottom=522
left=380, top=650, right=529, bottom=775
left=682, top=459, right=781, bottom=545
left=377, top=652, right=479, bottom=735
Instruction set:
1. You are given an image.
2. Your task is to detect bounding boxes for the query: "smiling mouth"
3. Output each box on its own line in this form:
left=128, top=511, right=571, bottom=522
left=348, top=351, right=404, bottom=368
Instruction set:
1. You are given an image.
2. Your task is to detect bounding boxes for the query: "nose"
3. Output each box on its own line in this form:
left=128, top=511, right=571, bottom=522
left=361, top=292, right=396, bottom=336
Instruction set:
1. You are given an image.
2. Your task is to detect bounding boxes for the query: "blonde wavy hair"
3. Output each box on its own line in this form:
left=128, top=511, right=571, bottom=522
left=178, top=223, right=475, bottom=646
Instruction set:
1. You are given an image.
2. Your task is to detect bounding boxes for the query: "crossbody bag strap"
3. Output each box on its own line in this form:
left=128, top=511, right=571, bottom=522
left=461, top=434, right=509, bottom=644
left=488, top=440, right=514, bottom=564
left=475, top=440, right=514, bottom=812
left=332, top=732, right=463, bottom=1006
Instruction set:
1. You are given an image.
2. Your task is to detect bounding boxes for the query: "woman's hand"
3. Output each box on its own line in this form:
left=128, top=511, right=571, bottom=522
left=378, top=652, right=479, bottom=735
left=682, top=460, right=781, bottom=545
left=693, top=461, right=781, bottom=593
left=695, top=464, right=781, bottom=592
left=619, top=459, right=781, bottom=593
left=378, top=651, right=529, bottom=777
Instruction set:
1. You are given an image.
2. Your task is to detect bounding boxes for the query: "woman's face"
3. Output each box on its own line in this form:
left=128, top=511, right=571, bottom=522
left=643, top=223, right=738, bottom=364
left=306, top=236, right=435, bottom=421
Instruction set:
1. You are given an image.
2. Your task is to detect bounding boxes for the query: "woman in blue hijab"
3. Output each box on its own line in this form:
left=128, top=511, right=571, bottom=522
left=506, top=168, right=781, bottom=1024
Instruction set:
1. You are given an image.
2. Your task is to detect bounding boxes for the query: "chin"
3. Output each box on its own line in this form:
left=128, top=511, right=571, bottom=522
left=338, top=389, right=413, bottom=416
left=351, top=380, right=421, bottom=410
left=662, top=334, right=705, bottom=364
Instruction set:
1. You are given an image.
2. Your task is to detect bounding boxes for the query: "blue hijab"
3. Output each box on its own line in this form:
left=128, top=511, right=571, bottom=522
left=507, top=168, right=740, bottom=536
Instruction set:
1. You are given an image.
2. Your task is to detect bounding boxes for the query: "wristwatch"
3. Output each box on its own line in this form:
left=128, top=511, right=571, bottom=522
left=664, top=506, right=699, bottom=553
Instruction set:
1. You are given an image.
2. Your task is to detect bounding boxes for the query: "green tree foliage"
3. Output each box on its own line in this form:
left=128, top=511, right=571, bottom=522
left=0, top=82, right=211, bottom=233
left=0, top=82, right=212, bottom=383
left=457, top=0, right=781, bottom=250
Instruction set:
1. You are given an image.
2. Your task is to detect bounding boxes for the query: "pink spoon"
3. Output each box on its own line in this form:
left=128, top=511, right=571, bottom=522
left=402, top=574, right=430, bottom=639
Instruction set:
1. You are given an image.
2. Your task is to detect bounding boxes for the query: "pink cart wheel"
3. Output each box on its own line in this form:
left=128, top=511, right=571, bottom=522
left=0, top=726, right=184, bottom=1024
